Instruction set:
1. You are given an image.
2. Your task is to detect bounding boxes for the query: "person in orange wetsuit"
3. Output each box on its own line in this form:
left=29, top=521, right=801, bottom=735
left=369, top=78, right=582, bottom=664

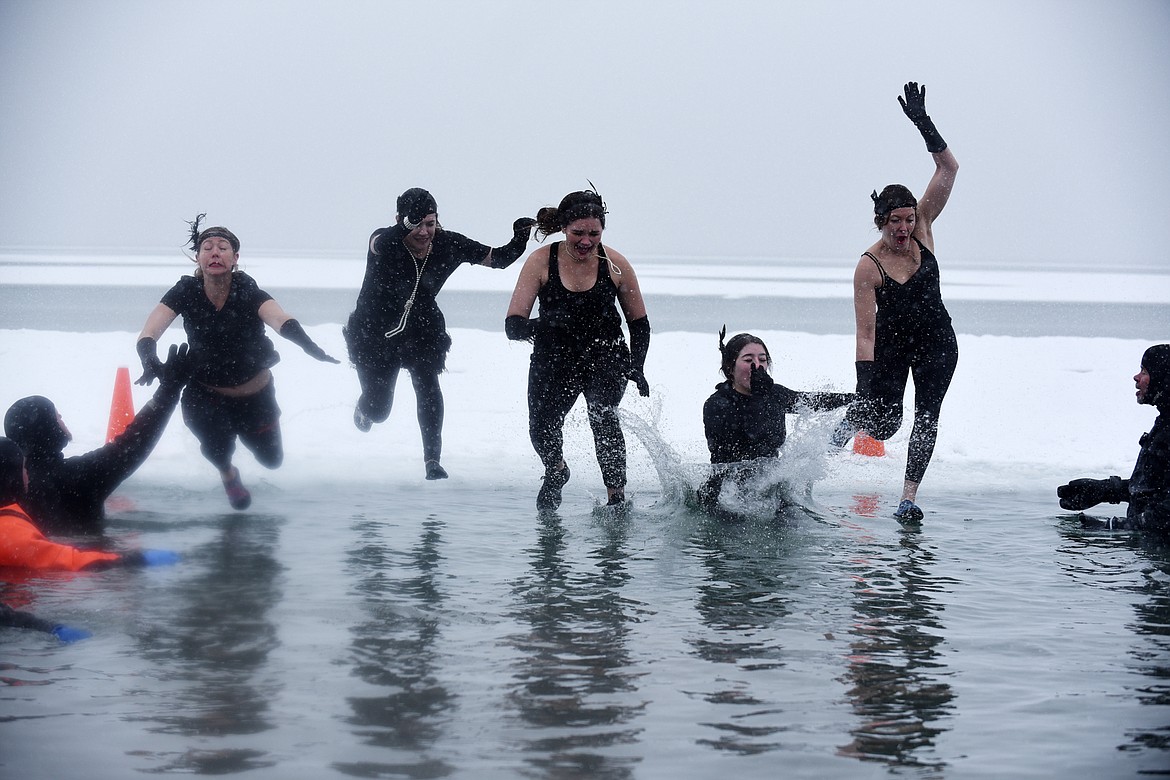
left=0, top=437, right=180, bottom=571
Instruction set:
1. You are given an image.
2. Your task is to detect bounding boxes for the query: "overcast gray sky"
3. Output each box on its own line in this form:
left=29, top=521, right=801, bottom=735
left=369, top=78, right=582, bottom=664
left=1, top=0, right=1167, bottom=267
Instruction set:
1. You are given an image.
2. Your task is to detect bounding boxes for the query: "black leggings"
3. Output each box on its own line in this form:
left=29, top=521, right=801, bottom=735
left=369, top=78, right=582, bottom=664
left=528, top=345, right=628, bottom=489
left=181, top=380, right=283, bottom=473
left=847, top=330, right=958, bottom=484
left=355, top=361, right=444, bottom=464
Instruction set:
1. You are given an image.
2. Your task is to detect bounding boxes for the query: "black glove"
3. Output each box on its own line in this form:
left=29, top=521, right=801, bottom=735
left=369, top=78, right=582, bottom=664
left=135, top=337, right=164, bottom=386
left=899, top=81, right=947, bottom=153
left=512, top=217, right=536, bottom=237
left=489, top=217, right=537, bottom=269
left=749, top=364, right=774, bottom=396
left=627, top=316, right=651, bottom=397
left=505, top=314, right=538, bottom=342
left=855, top=361, right=875, bottom=397
left=155, top=343, right=193, bottom=402
left=280, top=319, right=340, bottom=363
left=627, top=369, right=650, bottom=397
left=1057, top=476, right=1126, bottom=511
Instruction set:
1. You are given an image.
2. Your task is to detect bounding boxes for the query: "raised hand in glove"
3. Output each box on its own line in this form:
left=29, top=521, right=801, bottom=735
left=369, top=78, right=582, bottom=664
left=750, top=364, right=774, bottom=396
left=512, top=217, right=537, bottom=239
left=135, top=337, right=165, bottom=386
left=159, top=342, right=193, bottom=389
left=1057, top=476, right=1126, bottom=511
left=898, top=81, right=947, bottom=153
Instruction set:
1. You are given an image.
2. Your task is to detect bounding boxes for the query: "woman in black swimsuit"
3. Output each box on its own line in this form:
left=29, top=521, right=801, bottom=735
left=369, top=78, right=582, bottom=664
left=841, top=82, right=960, bottom=523
left=505, top=188, right=651, bottom=510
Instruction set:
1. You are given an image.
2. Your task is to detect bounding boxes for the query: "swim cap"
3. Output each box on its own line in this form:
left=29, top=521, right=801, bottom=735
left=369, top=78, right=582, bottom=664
left=0, top=437, right=24, bottom=504
left=4, top=396, right=70, bottom=457
left=397, top=188, right=438, bottom=229
left=872, top=185, right=918, bottom=217
left=1141, top=344, right=1170, bottom=408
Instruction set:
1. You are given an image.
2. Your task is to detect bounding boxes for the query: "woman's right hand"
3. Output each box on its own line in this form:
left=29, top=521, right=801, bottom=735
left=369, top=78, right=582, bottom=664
left=135, top=337, right=163, bottom=385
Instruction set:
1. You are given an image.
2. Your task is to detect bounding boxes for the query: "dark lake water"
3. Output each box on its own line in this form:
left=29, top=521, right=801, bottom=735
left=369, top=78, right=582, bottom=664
left=3, top=473, right=1168, bottom=779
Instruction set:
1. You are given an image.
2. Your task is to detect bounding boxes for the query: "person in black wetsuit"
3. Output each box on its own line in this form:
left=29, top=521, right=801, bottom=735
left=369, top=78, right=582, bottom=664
left=1057, top=345, right=1170, bottom=534
left=136, top=216, right=339, bottom=510
left=505, top=188, right=651, bottom=510
left=835, top=82, right=960, bottom=524
left=3, top=343, right=193, bottom=533
left=344, top=188, right=536, bottom=480
left=700, top=328, right=853, bottom=512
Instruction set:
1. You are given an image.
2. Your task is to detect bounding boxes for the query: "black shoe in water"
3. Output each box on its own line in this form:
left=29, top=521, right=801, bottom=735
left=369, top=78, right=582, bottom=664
left=537, top=465, right=570, bottom=510
left=893, top=499, right=923, bottom=524
left=425, top=460, right=449, bottom=480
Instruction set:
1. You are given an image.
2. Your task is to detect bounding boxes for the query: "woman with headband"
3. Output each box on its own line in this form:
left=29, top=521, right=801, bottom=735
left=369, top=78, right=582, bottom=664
left=505, top=187, right=651, bottom=510
left=136, top=215, right=339, bottom=510
left=836, top=82, right=960, bottom=523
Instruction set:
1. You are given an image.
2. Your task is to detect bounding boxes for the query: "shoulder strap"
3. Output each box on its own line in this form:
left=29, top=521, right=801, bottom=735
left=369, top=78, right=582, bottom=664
left=863, top=251, right=888, bottom=282
left=548, top=242, right=561, bottom=283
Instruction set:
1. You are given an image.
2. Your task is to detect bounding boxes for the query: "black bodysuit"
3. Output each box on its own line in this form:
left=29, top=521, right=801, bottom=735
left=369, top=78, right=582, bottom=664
left=847, top=238, right=958, bottom=484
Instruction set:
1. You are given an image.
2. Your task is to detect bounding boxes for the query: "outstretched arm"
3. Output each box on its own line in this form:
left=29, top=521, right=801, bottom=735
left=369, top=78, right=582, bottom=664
left=259, top=300, right=339, bottom=363
left=482, top=217, right=537, bottom=269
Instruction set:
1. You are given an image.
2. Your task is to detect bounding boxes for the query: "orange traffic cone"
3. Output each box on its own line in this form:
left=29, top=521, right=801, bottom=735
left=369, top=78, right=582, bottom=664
left=852, top=431, right=885, bottom=457
left=106, top=367, right=136, bottom=443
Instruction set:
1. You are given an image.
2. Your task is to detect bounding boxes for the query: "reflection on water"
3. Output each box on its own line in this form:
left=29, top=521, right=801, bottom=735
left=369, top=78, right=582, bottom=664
left=1057, top=527, right=1170, bottom=756
left=128, top=513, right=285, bottom=774
left=336, top=516, right=454, bottom=778
left=835, top=520, right=955, bottom=770
left=4, top=485, right=1170, bottom=776
left=685, top=518, right=797, bottom=755
left=505, top=513, right=646, bottom=779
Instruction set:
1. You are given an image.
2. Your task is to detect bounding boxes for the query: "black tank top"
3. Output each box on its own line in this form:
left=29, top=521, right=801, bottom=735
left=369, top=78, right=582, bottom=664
left=536, top=242, right=624, bottom=349
left=867, top=238, right=953, bottom=341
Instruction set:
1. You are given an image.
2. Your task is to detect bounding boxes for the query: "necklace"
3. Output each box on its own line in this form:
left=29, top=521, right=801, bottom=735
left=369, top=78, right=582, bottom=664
left=384, top=240, right=432, bottom=339
left=407, top=241, right=432, bottom=262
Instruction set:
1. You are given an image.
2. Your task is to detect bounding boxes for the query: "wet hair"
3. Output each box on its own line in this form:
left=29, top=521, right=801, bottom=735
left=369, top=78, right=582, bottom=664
left=717, top=325, right=769, bottom=381
left=187, top=213, right=240, bottom=254
left=1141, top=344, right=1170, bottom=408
left=396, top=188, right=438, bottom=229
left=0, top=437, right=24, bottom=505
left=534, top=186, right=607, bottom=241
left=4, top=396, right=69, bottom=458
left=871, top=184, right=918, bottom=228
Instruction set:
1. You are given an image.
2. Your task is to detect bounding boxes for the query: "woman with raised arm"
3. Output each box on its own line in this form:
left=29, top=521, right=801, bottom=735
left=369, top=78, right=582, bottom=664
left=839, top=82, right=960, bottom=523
